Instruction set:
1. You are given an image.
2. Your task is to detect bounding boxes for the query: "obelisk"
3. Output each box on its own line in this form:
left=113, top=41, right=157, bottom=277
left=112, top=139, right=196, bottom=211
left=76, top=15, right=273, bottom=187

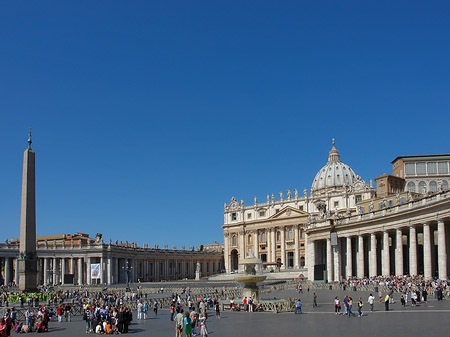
left=18, top=127, right=38, bottom=292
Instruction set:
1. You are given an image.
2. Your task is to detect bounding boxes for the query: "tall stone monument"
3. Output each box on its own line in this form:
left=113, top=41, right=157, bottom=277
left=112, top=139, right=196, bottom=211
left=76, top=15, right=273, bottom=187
left=18, top=127, right=38, bottom=292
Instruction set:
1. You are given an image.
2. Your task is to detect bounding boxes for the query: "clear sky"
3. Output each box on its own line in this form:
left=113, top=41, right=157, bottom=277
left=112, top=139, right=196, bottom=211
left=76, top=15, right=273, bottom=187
left=1, top=1, right=449, bottom=248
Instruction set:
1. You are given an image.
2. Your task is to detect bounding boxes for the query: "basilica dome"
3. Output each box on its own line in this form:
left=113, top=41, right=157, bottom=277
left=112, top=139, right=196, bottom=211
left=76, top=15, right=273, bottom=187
left=311, top=141, right=358, bottom=192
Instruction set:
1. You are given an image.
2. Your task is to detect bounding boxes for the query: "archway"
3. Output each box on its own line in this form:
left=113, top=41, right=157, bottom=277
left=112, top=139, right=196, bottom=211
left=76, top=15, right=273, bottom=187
left=231, top=249, right=239, bottom=271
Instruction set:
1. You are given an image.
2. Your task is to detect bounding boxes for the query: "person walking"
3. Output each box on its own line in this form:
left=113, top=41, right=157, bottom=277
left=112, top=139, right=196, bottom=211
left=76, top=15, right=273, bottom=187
left=170, top=304, right=175, bottom=321
left=357, top=297, right=363, bottom=317
left=343, top=296, right=349, bottom=316
left=368, top=293, right=374, bottom=312
left=199, top=312, right=208, bottom=337
left=174, top=308, right=184, bottom=337
left=153, top=301, right=158, bottom=316
left=313, top=293, right=318, bottom=307
left=348, top=297, right=355, bottom=317
left=215, top=301, right=221, bottom=319
left=295, top=299, right=302, bottom=314
left=184, top=312, right=192, bottom=337
left=334, top=297, right=340, bottom=315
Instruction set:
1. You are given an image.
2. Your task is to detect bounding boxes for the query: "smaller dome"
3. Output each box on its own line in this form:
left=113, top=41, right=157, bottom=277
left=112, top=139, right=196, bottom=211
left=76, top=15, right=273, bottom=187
left=311, top=140, right=357, bottom=192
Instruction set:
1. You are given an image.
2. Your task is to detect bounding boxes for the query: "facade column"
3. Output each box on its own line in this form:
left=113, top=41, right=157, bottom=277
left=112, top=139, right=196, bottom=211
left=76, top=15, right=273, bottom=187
left=409, top=226, right=417, bottom=276
left=369, top=233, right=377, bottom=277
left=307, top=239, right=315, bottom=281
left=326, top=238, right=333, bottom=282
left=438, top=220, right=447, bottom=280
left=333, top=239, right=341, bottom=282
left=395, top=228, right=404, bottom=276
left=294, top=225, right=300, bottom=268
left=357, top=235, right=364, bottom=278
left=44, top=258, right=49, bottom=286
left=14, top=258, right=19, bottom=286
left=280, top=227, right=286, bottom=269
left=106, top=256, right=112, bottom=285
left=224, top=234, right=230, bottom=273
left=346, top=237, right=352, bottom=278
left=61, top=258, right=66, bottom=285
left=4, top=258, right=11, bottom=286
left=253, top=230, right=259, bottom=259
left=271, top=229, right=276, bottom=263
left=78, top=258, right=83, bottom=285
left=239, top=231, right=245, bottom=262
left=423, top=223, right=432, bottom=280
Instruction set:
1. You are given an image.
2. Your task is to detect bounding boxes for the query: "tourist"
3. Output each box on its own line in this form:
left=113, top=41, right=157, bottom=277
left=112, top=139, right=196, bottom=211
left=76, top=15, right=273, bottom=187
left=143, top=302, right=148, bottom=319
left=57, top=304, right=64, bottom=322
left=357, top=297, right=363, bottom=317
left=347, top=297, right=355, bottom=317
left=190, top=309, right=198, bottom=336
left=384, top=293, right=390, bottom=311
left=334, top=297, right=340, bottom=315
left=400, top=294, right=405, bottom=307
left=175, top=308, right=184, bottom=337
left=170, top=304, right=175, bottom=321
left=411, top=291, right=417, bottom=307
left=64, top=302, right=72, bottom=322
left=153, top=300, right=158, bottom=316
left=137, top=301, right=143, bottom=320
left=368, top=293, right=374, bottom=312
left=312, top=293, right=318, bottom=307
left=248, top=297, right=253, bottom=312
left=25, top=307, right=33, bottom=331
left=0, top=318, right=7, bottom=337
left=184, top=312, right=193, bottom=337
left=199, top=312, right=208, bottom=337
left=215, top=301, right=221, bottom=319
left=296, top=298, right=302, bottom=314
left=343, top=295, right=349, bottom=316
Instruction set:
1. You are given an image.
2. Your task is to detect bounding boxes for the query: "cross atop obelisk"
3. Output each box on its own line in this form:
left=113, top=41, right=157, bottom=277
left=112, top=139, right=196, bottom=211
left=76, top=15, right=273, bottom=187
left=18, top=126, right=38, bottom=292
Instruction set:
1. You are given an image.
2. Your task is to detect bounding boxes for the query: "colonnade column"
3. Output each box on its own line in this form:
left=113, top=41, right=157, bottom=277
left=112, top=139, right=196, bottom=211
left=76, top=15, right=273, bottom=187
left=382, top=231, right=390, bottom=276
left=78, top=258, right=83, bottom=285
left=266, top=230, right=271, bottom=263
left=100, top=257, right=104, bottom=284
left=114, top=258, right=119, bottom=284
left=87, top=257, right=91, bottom=285
left=4, top=258, right=11, bottom=286
left=438, top=220, right=447, bottom=280
left=357, top=235, right=364, bottom=278
left=409, top=226, right=417, bottom=276
left=53, top=258, right=58, bottom=285
left=294, top=225, right=299, bottom=268
left=369, top=233, right=377, bottom=277
left=423, top=223, right=432, bottom=280
left=61, top=258, right=66, bottom=285
left=326, top=238, right=333, bottom=282
left=280, top=227, right=286, bottom=270
left=44, top=258, right=49, bottom=286
left=14, top=258, right=19, bottom=286
left=106, top=256, right=112, bottom=285
left=346, top=237, right=352, bottom=278
left=395, top=228, right=403, bottom=276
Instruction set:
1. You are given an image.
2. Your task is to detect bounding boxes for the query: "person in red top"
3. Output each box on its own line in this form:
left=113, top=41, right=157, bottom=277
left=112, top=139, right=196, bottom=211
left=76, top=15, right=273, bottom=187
left=57, top=305, right=64, bottom=322
left=0, top=318, right=7, bottom=337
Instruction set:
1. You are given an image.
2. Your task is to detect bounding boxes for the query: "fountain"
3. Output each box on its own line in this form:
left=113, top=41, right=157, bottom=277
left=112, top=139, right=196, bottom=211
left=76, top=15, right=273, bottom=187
left=234, top=254, right=266, bottom=300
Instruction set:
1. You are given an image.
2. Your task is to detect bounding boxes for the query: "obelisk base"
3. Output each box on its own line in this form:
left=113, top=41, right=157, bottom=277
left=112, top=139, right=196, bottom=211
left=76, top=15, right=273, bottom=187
left=18, top=259, right=38, bottom=292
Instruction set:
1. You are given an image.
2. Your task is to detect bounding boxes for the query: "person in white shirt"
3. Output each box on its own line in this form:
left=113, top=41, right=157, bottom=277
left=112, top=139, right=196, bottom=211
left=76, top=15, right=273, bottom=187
left=368, top=294, right=374, bottom=312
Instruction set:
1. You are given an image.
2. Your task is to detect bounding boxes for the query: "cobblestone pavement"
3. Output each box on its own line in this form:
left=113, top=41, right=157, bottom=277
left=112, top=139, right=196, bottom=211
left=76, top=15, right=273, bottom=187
left=41, top=288, right=450, bottom=337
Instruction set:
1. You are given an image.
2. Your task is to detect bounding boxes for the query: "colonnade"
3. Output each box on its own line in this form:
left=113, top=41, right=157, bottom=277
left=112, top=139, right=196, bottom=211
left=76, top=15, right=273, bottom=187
left=308, top=219, right=449, bottom=281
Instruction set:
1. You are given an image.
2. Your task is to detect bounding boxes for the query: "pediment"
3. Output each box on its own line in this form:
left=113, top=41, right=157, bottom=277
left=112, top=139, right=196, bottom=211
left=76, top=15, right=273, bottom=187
left=269, top=206, right=309, bottom=219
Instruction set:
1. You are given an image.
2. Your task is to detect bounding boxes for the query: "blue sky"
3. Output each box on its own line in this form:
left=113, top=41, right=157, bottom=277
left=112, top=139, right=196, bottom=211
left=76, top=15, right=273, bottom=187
left=1, top=1, right=449, bottom=247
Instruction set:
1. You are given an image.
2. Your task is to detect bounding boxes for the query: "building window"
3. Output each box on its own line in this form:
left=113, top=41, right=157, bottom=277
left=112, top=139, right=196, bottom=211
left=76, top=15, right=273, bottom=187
left=405, top=163, right=415, bottom=175
left=232, top=235, right=237, bottom=246
left=259, top=210, right=266, bottom=217
left=277, top=232, right=281, bottom=241
left=430, top=180, right=437, bottom=192
left=388, top=200, right=394, bottom=207
left=407, top=181, right=416, bottom=193
left=438, top=162, right=448, bottom=174
left=287, top=228, right=293, bottom=240
left=419, top=181, right=426, bottom=194
left=299, top=205, right=304, bottom=211
left=247, top=213, right=252, bottom=219
left=379, top=203, right=384, bottom=210
left=231, top=213, right=237, bottom=221
left=300, top=230, right=304, bottom=238
left=443, top=181, right=449, bottom=190
left=248, top=235, right=252, bottom=244
left=416, top=162, right=426, bottom=175
left=334, top=201, right=339, bottom=208
left=355, top=195, right=362, bottom=203
left=261, top=232, right=266, bottom=243
left=427, top=162, right=437, bottom=174
left=300, top=256, right=305, bottom=267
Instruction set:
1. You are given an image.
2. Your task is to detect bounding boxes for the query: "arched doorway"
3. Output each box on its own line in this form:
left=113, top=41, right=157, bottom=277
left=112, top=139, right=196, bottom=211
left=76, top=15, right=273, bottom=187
left=231, top=249, right=239, bottom=271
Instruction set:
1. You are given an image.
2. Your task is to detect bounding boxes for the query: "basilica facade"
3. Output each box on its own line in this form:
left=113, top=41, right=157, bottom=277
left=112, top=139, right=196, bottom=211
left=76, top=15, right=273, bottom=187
left=223, top=142, right=450, bottom=281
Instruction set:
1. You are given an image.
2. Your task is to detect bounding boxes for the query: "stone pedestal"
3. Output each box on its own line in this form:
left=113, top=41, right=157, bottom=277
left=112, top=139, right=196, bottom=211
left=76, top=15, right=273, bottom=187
left=18, top=259, right=38, bottom=292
